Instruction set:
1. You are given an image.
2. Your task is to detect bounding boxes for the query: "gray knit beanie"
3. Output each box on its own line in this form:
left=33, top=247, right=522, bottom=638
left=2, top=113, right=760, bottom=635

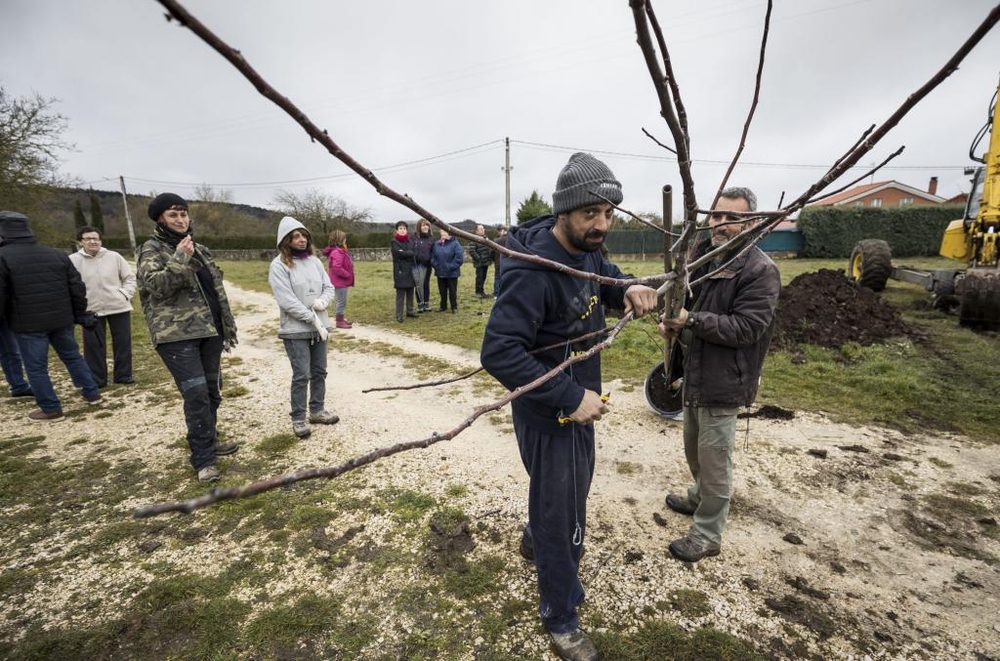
left=552, top=152, right=622, bottom=215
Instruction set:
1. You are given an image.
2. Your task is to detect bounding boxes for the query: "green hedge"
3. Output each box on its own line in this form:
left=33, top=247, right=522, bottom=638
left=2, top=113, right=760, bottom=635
left=796, top=205, right=964, bottom=258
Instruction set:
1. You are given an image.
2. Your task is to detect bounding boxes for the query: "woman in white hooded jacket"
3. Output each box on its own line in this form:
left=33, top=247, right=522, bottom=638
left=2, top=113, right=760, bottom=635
left=268, top=216, right=339, bottom=438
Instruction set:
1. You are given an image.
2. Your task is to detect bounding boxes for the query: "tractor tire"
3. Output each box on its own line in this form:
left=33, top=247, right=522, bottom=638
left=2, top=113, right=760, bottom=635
left=957, top=268, right=1000, bottom=330
left=848, top=239, right=892, bottom=292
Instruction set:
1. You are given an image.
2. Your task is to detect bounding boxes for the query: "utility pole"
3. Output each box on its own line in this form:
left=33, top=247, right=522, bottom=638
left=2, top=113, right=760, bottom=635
left=119, top=176, right=138, bottom=258
left=502, top=136, right=512, bottom=227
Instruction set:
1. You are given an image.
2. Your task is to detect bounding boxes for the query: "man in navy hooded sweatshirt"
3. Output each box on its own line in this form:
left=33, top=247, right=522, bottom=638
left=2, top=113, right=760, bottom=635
left=481, top=153, right=657, bottom=661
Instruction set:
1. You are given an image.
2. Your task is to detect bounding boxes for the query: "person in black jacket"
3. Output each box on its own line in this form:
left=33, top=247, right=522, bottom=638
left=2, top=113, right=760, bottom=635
left=390, top=221, right=417, bottom=322
left=0, top=211, right=101, bottom=421
left=658, top=187, right=781, bottom=563
left=480, top=153, right=657, bottom=661
left=469, top=223, right=493, bottom=298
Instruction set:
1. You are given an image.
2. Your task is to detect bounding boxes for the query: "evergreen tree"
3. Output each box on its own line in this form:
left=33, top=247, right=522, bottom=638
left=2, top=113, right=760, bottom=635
left=515, top=190, right=552, bottom=224
left=73, top=198, right=87, bottom=229
left=88, top=189, right=104, bottom=233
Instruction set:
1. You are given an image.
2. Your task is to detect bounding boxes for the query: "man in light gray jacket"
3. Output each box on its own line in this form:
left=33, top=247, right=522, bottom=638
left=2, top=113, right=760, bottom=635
left=69, top=225, right=136, bottom=388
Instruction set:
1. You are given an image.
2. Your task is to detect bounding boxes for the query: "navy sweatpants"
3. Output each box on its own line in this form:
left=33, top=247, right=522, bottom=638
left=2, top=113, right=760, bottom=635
left=514, top=413, right=595, bottom=634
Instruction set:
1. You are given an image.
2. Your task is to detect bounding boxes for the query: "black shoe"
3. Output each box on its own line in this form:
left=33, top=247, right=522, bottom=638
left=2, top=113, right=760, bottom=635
left=115, top=378, right=135, bottom=385
left=451, top=308, right=457, bottom=314
left=214, top=441, right=240, bottom=456
left=665, top=493, right=697, bottom=516
left=406, top=312, right=419, bottom=318
left=396, top=315, right=404, bottom=323
left=668, top=535, right=720, bottom=562
left=437, top=307, right=447, bottom=312
left=10, top=388, right=34, bottom=398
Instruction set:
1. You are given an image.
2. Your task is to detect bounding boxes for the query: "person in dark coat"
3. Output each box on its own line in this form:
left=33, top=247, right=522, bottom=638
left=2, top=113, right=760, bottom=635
left=469, top=224, right=493, bottom=298
left=658, top=186, right=781, bottom=563
left=0, top=211, right=101, bottom=421
left=492, top=225, right=507, bottom=297
left=390, top=221, right=417, bottom=323
left=480, top=153, right=658, bottom=661
left=411, top=219, right=436, bottom=312
left=430, top=228, right=464, bottom=313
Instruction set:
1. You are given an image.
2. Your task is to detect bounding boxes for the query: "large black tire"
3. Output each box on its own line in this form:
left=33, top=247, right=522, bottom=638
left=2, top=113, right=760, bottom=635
left=957, top=268, right=1000, bottom=330
left=848, top=239, right=892, bottom=292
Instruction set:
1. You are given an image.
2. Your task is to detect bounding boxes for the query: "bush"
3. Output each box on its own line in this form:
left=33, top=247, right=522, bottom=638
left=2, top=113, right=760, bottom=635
left=797, top=205, right=963, bottom=258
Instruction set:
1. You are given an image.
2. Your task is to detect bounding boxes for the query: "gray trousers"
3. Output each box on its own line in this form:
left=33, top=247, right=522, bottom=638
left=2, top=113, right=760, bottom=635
left=282, top=337, right=327, bottom=422
left=682, top=405, right=737, bottom=548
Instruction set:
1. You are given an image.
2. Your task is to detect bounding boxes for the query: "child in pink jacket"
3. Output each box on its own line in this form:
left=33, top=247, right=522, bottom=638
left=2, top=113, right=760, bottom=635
left=322, top=230, right=355, bottom=329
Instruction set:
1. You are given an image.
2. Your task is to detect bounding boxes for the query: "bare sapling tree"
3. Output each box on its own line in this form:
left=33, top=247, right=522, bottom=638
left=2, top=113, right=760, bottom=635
left=135, top=0, right=1000, bottom=518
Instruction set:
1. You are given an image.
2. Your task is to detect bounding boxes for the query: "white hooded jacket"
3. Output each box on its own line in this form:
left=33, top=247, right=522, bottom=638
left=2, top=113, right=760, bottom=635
left=267, top=216, right=335, bottom=338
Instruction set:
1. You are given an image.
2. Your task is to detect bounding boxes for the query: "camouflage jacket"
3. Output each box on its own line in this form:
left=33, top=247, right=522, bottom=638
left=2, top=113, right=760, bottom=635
left=136, top=236, right=238, bottom=349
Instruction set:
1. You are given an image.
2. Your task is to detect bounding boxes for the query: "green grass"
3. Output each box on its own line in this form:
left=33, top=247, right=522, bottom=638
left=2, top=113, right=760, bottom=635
left=219, top=256, right=999, bottom=443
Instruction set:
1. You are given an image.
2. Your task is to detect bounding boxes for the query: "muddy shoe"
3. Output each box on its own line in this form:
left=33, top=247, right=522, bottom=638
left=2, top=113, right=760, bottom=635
left=549, top=628, right=600, bottom=661
left=197, top=465, right=220, bottom=482
left=293, top=420, right=312, bottom=439
left=668, top=535, right=720, bottom=563
left=309, top=410, right=340, bottom=425
left=214, top=441, right=239, bottom=456
left=665, top=493, right=697, bottom=516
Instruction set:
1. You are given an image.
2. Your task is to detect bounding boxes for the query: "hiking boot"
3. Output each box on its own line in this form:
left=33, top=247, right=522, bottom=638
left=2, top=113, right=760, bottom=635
left=668, top=535, right=720, bottom=563
left=665, top=493, right=697, bottom=516
left=197, top=465, right=220, bottom=482
left=83, top=392, right=102, bottom=404
left=549, top=628, right=600, bottom=661
left=309, top=410, right=340, bottom=425
left=28, top=409, right=64, bottom=422
left=293, top=420, right=312, bottom=439
left=214, top=441, right=240, bottom=456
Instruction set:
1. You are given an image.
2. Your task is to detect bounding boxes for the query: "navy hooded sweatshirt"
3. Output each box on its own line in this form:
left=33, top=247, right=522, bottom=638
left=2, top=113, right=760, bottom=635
left=480, top=215, right=628, bottom=434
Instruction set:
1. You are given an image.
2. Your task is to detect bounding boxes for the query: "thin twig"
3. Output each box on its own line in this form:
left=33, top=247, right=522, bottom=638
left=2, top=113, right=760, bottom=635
left=645, top=1, right=690, bottom=152
left=641, top=127, right=677, bottom=154
left=806, top=146, right=905, bottom=204
left=590, top=191, right=667, bottom=234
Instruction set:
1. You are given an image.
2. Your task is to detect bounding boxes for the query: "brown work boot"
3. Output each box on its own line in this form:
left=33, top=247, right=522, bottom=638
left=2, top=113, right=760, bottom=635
left=549, top=628, right=600, bottom=661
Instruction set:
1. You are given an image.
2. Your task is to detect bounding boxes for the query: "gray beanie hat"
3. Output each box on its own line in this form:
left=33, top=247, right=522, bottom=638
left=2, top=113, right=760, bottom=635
left=552, top=152, right=622, bottom=216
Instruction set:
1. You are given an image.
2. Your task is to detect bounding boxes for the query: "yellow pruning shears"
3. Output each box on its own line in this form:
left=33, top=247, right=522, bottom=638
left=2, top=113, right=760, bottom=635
left=557, top=393, right=611, bottom=426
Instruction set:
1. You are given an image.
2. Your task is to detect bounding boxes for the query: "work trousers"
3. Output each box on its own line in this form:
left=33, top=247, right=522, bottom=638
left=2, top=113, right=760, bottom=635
left=474, top=264, right=490, bottom=295
left=514, top=414, right=594, bottom=634
left=282, top=337, right=327, bottom=422
left=682, top=405, right=737, bottom=548
left=436, top=277, right=458, bottom=311
left=82, top=311, right=133, bottom=387
left=156, top=335, right=223, bottom=471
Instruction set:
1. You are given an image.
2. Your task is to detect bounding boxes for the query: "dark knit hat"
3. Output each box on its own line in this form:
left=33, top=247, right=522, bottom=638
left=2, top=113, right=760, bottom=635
left=148, top=193, right=188, bottom=221
left=552, top=152, right=622, bottom=215
left=0, top=211, right=34, bottom=239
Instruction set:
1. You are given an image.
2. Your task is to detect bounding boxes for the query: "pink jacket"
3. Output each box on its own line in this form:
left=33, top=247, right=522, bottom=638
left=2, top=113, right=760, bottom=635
left=322, top=245, right=355, bottom=288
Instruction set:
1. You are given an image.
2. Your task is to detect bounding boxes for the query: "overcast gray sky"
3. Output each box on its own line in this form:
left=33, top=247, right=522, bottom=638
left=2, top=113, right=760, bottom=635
left=2, top=0, right=998, bottom=225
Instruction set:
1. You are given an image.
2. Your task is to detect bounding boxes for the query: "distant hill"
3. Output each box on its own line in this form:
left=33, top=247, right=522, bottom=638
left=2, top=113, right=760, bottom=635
left=24, top=187, right=492, bottom=243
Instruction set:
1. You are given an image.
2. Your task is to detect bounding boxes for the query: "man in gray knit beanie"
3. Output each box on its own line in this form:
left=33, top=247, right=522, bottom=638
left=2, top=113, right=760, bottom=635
left=552, top=152, right=623, bottom=216
left=482, top=152, right=658, bottom=661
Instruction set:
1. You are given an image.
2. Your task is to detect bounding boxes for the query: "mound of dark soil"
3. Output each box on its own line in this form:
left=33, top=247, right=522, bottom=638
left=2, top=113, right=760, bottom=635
left=774, top=269, right=913, bottom=349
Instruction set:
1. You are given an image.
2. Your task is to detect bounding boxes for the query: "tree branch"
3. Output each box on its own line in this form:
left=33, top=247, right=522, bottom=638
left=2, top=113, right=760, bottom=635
left=134, top=315, right=636, bottom=518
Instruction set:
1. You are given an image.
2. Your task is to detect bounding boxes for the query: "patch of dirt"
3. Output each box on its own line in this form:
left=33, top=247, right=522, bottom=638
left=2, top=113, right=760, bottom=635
left=774, top=269, right=918, bottom=348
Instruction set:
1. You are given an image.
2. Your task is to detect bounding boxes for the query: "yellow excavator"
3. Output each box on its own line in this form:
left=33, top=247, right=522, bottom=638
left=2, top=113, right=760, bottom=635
left=849, top=76, right=1000, bottom=330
